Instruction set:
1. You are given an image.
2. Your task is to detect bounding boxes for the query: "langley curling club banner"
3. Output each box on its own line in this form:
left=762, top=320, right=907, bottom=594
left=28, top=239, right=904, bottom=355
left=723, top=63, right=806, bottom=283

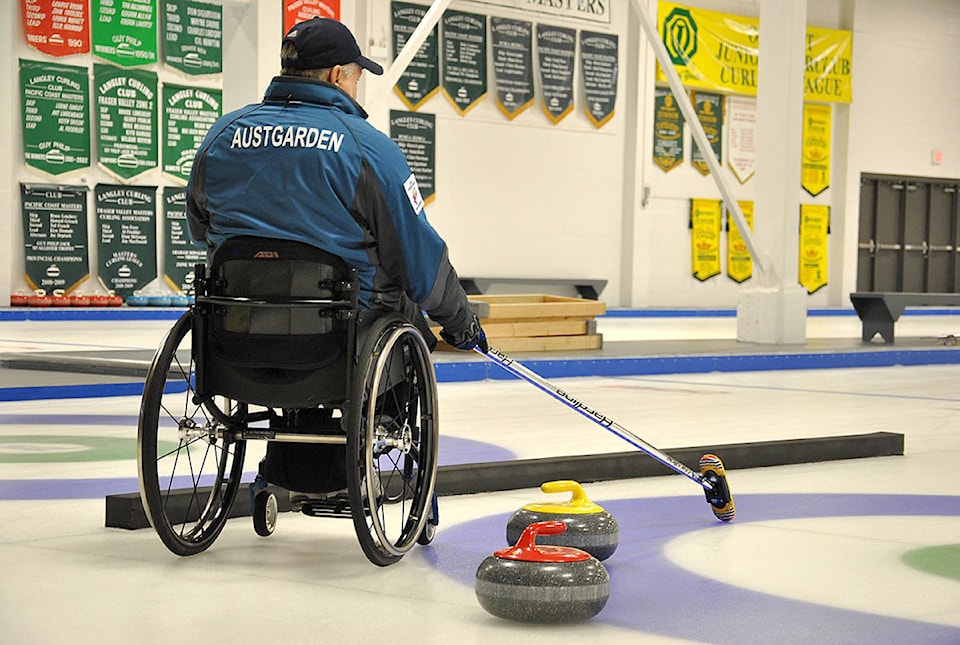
left=657, top=1, right=853, bottom=103
left=392, top=2, right=440, bottom=111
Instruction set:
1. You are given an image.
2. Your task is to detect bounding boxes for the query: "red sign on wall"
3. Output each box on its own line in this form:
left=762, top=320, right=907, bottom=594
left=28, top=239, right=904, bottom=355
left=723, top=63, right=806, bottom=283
left=283, top=0, right=341, bottom=34
left=22, top=0, right=90, bottom=57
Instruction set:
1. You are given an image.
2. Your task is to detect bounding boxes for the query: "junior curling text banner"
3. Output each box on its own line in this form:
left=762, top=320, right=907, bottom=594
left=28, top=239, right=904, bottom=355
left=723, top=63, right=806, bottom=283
left=656, top=1, right=853, bottom=103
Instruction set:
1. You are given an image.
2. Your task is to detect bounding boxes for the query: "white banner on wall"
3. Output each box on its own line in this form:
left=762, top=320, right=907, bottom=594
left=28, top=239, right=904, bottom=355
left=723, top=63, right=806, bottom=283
left=466, top=0, right=611, bottom=24
left=726, top=95, right=756, bottom=185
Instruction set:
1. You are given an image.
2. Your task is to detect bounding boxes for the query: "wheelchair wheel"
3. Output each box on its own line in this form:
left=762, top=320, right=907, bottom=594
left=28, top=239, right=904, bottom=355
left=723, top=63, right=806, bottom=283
left=138, top=312, right=247, bottom=556
left=346, top=315, right=439, bottom=566
left=253, top=490, right=278, bottom=537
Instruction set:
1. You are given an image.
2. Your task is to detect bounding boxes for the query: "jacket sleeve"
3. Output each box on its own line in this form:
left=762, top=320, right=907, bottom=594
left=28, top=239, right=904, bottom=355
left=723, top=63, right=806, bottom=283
left=185, top=146, right=212, bottom=250
left=350, top=134, right=473, bottom=330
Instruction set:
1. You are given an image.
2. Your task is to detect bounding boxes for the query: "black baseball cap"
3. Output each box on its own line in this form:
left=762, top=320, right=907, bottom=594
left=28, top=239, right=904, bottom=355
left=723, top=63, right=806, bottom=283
left=282, top=17, right=384, bottom=75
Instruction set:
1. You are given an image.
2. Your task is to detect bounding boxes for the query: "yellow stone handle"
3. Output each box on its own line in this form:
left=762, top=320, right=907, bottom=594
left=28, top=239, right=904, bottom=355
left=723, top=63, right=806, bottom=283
left=525, top=480, right=604, bottom=514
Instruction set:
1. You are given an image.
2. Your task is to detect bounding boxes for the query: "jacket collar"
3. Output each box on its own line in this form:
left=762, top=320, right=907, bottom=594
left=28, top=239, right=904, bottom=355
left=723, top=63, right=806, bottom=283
left=263, top=75, right=369, bottom=119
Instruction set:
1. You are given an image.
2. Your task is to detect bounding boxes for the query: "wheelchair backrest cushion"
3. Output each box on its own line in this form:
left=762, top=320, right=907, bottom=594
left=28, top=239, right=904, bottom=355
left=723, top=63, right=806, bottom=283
left=199, top=237, right=357, bottom=404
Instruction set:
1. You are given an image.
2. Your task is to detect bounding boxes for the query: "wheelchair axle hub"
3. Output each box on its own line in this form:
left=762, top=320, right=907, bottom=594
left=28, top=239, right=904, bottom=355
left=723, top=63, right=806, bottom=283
left=375, top=421, right=413, bottom=455
left=178, top=417, right=218, bottom=444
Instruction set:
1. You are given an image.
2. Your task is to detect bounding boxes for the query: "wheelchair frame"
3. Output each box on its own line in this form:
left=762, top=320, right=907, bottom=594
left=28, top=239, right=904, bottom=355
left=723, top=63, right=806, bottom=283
left=136, top=237, right=439, bottom=566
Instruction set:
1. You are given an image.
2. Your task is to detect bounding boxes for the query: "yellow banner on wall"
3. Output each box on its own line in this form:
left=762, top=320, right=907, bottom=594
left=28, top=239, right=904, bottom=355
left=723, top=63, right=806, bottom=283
left=799, top=204, right=829, bottom=294
left=726, top=200, right=753, bottom=283
left=656, top=2, right=853, bottom=103
left=801, top=103, right=832, bottom=196
left=690, top=198, right=722, bottom=281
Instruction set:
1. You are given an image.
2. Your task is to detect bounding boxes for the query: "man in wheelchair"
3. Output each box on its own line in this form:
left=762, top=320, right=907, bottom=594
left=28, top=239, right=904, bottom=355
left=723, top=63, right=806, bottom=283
left=139, top=17, right=486, bottom=564
left=186, top=16, right=485, bottom=356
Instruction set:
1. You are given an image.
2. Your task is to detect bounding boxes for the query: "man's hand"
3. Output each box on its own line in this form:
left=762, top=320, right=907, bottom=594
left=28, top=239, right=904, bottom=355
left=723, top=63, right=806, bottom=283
left=440, top=313, right=488, bottom=353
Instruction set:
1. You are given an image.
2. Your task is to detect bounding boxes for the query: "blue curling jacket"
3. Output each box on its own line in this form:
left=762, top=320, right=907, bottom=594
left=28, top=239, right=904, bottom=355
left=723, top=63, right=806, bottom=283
left=186, top=76, right=472, bottom=333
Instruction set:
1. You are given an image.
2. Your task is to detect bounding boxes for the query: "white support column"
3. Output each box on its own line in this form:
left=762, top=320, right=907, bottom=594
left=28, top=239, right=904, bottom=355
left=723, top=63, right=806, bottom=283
left=221, top=0, right=281, bottom=114
left=736, top=0, right=809, bottom=344
left=0, top=7, right=14, bottom=307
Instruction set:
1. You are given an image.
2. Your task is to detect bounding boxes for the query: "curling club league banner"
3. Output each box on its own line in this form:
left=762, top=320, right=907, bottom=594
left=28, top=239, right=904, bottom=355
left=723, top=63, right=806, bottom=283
left=21, top=183, right=90, bottom=294
left=580, top=31, right=618, bottom=128
left=162, top=186, right=206, bottom=294
left=96, top=184, right=158, bottom=297
left=22, top=0, right=90, bottom=57
left=390, top=111, right=436, bottom=204
left=799, top=204, right=829, bottom=294
left=91, top=0, right=158, bottom=67
left=392, top=2, right=440, bottom=111
left=491, top=17, right=534, bottom=120
left=284, top=0, right=340, bottom=33
left=537, top=24, right=575, bottom=124
left=690, top=198, right=722, bottom=281
left=162, top=84, right=222, bottom=183
left=726, top=200, right=753, bottom=284
left=442, top=10, right=488, bottom=116
left=691, top=91, right=723, bottom=176
left=161, top=0, right=223, bottom=75
left=657, top=1, right=853, bottom=103
left=20, top=59, right=91, bottom=177
left=653, top=87, right=684, bottom=172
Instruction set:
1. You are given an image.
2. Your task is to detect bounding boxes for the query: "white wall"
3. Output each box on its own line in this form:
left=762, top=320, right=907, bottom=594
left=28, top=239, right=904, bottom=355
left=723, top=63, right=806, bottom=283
left=2, top=0, right=958, bottom=309
left=365, top=1, right=632, bottom=305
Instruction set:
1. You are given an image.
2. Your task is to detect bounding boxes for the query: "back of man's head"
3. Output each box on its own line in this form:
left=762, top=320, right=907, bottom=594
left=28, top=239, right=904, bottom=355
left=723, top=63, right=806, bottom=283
left=280, top=18, right=383, bottom=77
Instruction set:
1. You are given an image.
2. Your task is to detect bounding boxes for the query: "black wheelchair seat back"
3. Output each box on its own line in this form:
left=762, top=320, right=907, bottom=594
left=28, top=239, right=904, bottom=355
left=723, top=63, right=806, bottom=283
left=194, top=236, right=359, bottom=408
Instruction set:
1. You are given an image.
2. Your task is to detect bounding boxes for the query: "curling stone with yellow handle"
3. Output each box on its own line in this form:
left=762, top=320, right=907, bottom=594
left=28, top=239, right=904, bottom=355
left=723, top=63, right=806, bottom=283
left=506, top=480, right=619, bottom=561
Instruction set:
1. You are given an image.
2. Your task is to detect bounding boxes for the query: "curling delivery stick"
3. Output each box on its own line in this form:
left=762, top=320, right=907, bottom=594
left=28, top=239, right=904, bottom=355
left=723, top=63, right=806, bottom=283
left=476, top=346, right=735, bottom=521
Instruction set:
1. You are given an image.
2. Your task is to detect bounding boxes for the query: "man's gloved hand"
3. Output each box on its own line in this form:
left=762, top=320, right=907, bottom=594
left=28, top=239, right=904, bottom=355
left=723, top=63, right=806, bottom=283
left=440, top=313, right=488, bottom=353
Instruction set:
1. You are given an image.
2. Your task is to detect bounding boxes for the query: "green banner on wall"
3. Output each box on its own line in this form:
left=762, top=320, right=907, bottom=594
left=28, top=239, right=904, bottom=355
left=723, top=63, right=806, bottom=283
left=162, top=84, right=221, bottom=183
left=491, top=17, right=534, bottom=120
left=95, top=64, right=158, bottom=181
left=162, top=186, right=205, bottom=293
left=536, top=24, right=575, bottom=124
left=441, top=10, right=487, bottom=116
left=91, top=0, right=158, bottom=67
left=580, top=31, right=618, bottom=128
left=390, top=110, right=436, bottom=204
left=20, top=59, right=91, bottom=176
left=20, top=183, right=90, bottom=294
left=391, top=2, right=440, bottom=111
left=161, top=0, right=223, bottom=75
left=691, top=91, right=723, bottom=176
left=96, top=184, right=158, bottom=297
left=653, top=87, right=684, bottom=172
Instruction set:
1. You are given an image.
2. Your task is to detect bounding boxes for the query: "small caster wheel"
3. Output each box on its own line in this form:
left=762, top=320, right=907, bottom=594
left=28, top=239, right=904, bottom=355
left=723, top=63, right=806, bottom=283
left=253, top=490, right=278, bottom=537
left=417, top=492, right=439, bottom=545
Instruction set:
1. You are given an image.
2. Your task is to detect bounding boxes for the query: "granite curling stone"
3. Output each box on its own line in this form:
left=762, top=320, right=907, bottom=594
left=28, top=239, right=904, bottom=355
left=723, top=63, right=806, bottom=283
left=476, top=521, right=610, bottom=623
left=506, top=480, right=619, bottom=561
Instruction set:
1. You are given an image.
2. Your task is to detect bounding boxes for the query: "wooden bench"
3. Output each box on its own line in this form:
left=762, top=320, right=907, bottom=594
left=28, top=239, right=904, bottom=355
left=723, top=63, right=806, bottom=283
left=849, top=292, right=960, bottom=343
left=459, top=277, right=607, bottom=300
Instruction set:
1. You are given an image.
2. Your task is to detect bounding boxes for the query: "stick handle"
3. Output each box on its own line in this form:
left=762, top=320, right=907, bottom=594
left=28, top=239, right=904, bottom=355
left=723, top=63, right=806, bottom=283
left=477, top=346, right=712, bottom=490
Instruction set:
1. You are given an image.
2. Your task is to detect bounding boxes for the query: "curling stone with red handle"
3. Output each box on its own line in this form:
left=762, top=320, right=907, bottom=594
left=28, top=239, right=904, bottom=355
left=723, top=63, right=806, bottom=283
left=476, top=521, right=609, bottom=623
left=506, top=480, right=619, bottom=561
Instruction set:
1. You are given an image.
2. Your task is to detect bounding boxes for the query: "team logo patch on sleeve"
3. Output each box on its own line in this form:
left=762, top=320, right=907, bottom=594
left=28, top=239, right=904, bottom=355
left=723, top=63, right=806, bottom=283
left=403, top=173, right=425, bottom=215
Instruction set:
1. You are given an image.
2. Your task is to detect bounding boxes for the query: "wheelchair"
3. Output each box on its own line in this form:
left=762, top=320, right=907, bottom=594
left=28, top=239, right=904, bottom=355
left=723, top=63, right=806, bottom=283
left=136, top=236, right=440, bottom=566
